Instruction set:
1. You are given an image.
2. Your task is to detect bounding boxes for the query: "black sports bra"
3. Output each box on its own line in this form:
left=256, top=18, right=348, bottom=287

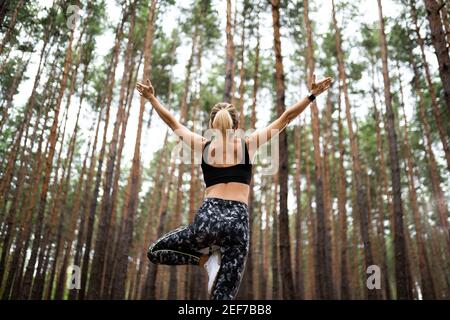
left=201, top=138, right=253, bottom=188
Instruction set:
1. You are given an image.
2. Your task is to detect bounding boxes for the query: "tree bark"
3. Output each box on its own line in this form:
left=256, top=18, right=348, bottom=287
left=294, top=124, right=304, bottom=299
left=19, top=5, right=78, bottom=298
left=336, top=84, right=350, bottom=300
left=410, top=1, right=450, bottom=171
left=332, top=0, right=377, bottom=299
left=271, top=174, right=280, bottom=299
left=0, top=0, right=24, bottom=55
left=223, top=0, right=235, bottom=103
left=377, top=0, right=412, bottom=300
left=270, top=0, right=296, bottom=300
left=423, top=0, right=450, bottom=116
left=304, top=0, right=333, bottom=300
left=398, top=62, right=436, bottom=299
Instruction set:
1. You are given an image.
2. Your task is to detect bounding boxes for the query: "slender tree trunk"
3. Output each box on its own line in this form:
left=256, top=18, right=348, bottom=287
left=0, top=22, right=54, bottom=212
left=294, top=124, right=304, bottom=299
left=39, top=58, right=82, bottom=300
left=304, top=0, right=333, bottom=300
left=370, top=61, right=393, bottom=300
left=423, top=0, right=450, bottom=115
left=103, top=2, right=139, bottom=298
left=410, top=1, right=450, bottom=170
left=441, top=1, right=450, bottom=47
left=19, top=7, right=78, bottom=298
left=236, top=6, right=253, bottom=297
left=411, top=55, right=450, bottom=271
left=336, top=85, right=350, bottom=300
left=237, top=3, right=248, bottom=127
left=223, top=0, right=234, bottom=103
left=0, top=0, right=24, bottom=55
left=271, top=174, right=280, bottom=299
left=332, top=0, right=377, bottom=299
left=262, top=179, right=271, bottom=299
left=1, top=66, right=57, bottom=299
left=136, top=132, right=169, bottom=299
left=80, top=13, right=126, bottom=300
left=270, top=0, right=296, bottom=299
left=398, top=64, right=436, bottom=299
left=377, top=0, right=412, bottom=300
left=86, top=7, right=129, bottom=299
left=113, top=2, right=156, bottom=298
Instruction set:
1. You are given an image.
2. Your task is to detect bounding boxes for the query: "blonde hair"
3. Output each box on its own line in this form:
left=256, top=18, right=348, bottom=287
left=209, top=103, right=239, bottom=135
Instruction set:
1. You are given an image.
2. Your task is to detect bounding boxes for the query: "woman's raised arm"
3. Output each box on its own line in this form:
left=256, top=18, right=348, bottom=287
left=136, top=79, right=206, bottom=150
left=247, top=75, right=332, bottom=149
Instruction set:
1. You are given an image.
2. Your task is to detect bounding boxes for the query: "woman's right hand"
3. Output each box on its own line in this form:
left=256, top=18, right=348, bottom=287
left=310, top=74, right=333, bottom=96
left=136, top=79, right=155, bottom=99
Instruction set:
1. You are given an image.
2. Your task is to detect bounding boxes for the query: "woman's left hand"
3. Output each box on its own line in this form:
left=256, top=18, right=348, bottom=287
left=311, top=74, right=333, bottom=96
left=136, top=79, right=155, bottom=99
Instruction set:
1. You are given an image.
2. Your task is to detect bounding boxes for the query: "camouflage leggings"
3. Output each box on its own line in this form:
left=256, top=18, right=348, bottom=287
left=147, top=197, right=249, bottom=300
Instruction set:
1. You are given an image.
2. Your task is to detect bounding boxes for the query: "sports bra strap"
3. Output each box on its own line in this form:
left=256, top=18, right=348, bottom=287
left=241, top=138, right=250, bottom=164
left=202, top=140, right=211, bottom=163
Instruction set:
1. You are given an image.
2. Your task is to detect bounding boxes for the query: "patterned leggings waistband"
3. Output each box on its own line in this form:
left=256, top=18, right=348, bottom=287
left=203, top=197, right=248, bottom=210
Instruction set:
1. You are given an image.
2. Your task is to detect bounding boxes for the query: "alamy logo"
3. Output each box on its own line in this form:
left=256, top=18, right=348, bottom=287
left=67, top=265, right=81, bottom=290
left=366, top=265, right=381, bottom=290
left=66, top=5, right=81, bottom=30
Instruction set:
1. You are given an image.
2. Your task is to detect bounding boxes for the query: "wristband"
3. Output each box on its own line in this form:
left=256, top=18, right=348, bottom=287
left=308, top=93, right=316, bottom=102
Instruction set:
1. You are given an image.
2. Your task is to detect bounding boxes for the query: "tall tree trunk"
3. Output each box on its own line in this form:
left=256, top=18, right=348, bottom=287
left=87, top=6, right=130, bottom=299
left=136, top=132, right=169, bottom=299
left=19, top=5, right=78, bottom=298
left=411, top=55, right=450, bottom=273
left=377, top=0, right=412, bottom=300
left=370, top=61, right=393, bottom=300
left=336, top=85, right=350, bottom=300
left=81, top=13, right=126, bottom=300
left=303, top=126, right=315, bottom=299
left=236, top=5, right=253, bottom=297
left=441, top=1, right=450, bottom=47
left=103, top=2, right=139, bottom=298
left=270, top=0, right=296, bottom=300
left=271, top=174, right=280, bottom=299
left=398, top=63, right=436, bottom=299
left=304, top=0, right=333, bottom=300
left=423, top=0, right=450, bottom=115
left=0, top=0, right=24, bottom=55
left=331, top=0, right=377, bottom=299
left=53, top=36, right=96, bottom=299
left=0, top=19, right=55, bottom=213
left=113, top=1, right=158, bottom=297
left=68, top=97, right=102, bottom=300
left=1, top=60, right=57, bottom=299
left=237, top=3, right=248, bottom=127
left=294, top=124, right=304, bottom=299
left=223, top=0, right=234, bottom=103
left=410, top=1, right=450, bottom=171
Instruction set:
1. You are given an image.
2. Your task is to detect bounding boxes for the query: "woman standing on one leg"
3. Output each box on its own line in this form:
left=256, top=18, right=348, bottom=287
left=136, top=75, right=332, bottom=300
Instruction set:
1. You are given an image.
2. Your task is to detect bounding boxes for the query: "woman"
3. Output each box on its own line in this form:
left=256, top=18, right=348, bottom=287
left=136, top=75, right=332, bottom=300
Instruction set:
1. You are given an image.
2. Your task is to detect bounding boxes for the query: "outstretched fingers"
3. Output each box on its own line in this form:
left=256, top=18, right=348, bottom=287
left=319, top=77, right=332, bottom=90
left=136, top=83, right=143, bottom=94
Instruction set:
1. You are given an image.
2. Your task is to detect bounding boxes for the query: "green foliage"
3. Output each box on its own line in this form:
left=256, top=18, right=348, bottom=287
left=150, top=28, right=180, bottom=103
left=360, top=23, right=380, bottom=62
